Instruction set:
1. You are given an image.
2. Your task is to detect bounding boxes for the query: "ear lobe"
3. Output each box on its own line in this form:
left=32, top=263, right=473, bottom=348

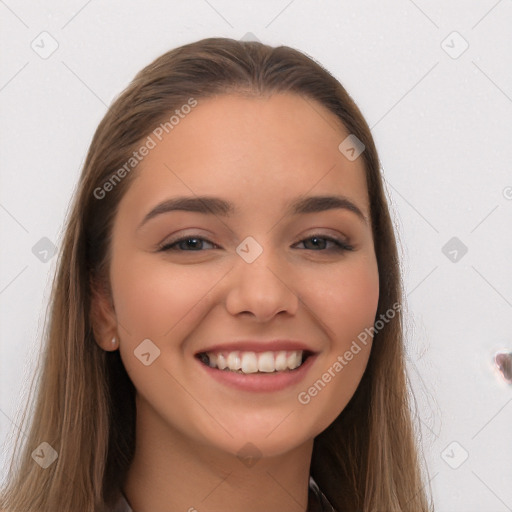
left=89, top=276, right=117, bottom=351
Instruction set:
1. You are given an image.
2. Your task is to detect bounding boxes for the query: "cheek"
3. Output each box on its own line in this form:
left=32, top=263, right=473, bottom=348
left=110, top=253, right=217, bottom=340
left=294, top=256, right=379, bottom=429
left=305, top=255, right=380, bottom=343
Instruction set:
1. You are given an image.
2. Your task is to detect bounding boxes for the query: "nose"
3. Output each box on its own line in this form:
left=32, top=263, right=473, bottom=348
left=224, top=245, right=299, bottom=322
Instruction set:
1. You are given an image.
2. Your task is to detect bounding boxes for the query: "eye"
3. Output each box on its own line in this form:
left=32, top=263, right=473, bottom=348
left=157, top=234, right=354, bottom=253
left=293, top=234, right=354, bottom=252
left=157, top=236, right=217, bottom=252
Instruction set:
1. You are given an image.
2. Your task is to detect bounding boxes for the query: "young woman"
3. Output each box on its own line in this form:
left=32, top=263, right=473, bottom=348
left=0, top=37, right=434, bottom=511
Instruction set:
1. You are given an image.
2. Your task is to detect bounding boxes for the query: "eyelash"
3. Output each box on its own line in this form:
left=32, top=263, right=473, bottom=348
left=157, top=234, right=354, bottom=253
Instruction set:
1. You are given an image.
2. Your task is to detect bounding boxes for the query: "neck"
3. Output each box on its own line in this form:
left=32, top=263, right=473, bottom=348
left=123, top=394, right=314, bottom=512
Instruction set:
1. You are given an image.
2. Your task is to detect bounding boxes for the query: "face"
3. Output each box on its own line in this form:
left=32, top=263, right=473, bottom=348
left=104, top=93, right=379, bottom=458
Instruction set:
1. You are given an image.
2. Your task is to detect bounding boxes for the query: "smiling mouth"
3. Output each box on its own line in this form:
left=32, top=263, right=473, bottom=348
left=195, top=350, right=314, bottom=374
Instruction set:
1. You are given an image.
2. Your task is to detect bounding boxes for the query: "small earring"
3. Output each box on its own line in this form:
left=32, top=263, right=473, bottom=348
left=111, top=336, right=117, bottom=347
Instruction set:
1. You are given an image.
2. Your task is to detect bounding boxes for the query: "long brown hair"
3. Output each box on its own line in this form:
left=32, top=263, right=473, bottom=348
left=0, top=37, right=434, bottom=511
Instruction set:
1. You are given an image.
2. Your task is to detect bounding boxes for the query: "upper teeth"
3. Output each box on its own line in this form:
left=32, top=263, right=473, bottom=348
left=202, top=350, right=304, bottom=373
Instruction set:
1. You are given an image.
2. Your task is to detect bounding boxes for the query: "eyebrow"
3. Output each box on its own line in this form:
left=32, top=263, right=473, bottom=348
left=137, top=194, right=368, bottom=230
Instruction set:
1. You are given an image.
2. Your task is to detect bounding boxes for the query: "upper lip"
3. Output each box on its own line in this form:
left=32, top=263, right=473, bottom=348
left=195, top=339, right=318, bottom=355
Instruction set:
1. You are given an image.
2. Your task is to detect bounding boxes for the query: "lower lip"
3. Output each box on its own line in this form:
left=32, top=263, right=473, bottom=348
left=195, top=354, right=318, bottom=392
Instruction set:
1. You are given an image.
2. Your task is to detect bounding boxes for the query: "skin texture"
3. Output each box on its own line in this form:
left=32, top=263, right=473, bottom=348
left=92, top=93, right=380, bottom=512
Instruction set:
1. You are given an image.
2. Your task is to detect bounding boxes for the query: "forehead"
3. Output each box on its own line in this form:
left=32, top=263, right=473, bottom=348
left=121, top=93, right=369, bottom=217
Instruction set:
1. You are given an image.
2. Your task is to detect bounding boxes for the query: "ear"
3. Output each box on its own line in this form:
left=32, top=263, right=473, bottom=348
left=89, top=275, right=118, bottom=351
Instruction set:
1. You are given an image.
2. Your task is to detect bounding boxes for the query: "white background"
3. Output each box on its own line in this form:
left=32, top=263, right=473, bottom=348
left=1, top=1, right=512, bottom=510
